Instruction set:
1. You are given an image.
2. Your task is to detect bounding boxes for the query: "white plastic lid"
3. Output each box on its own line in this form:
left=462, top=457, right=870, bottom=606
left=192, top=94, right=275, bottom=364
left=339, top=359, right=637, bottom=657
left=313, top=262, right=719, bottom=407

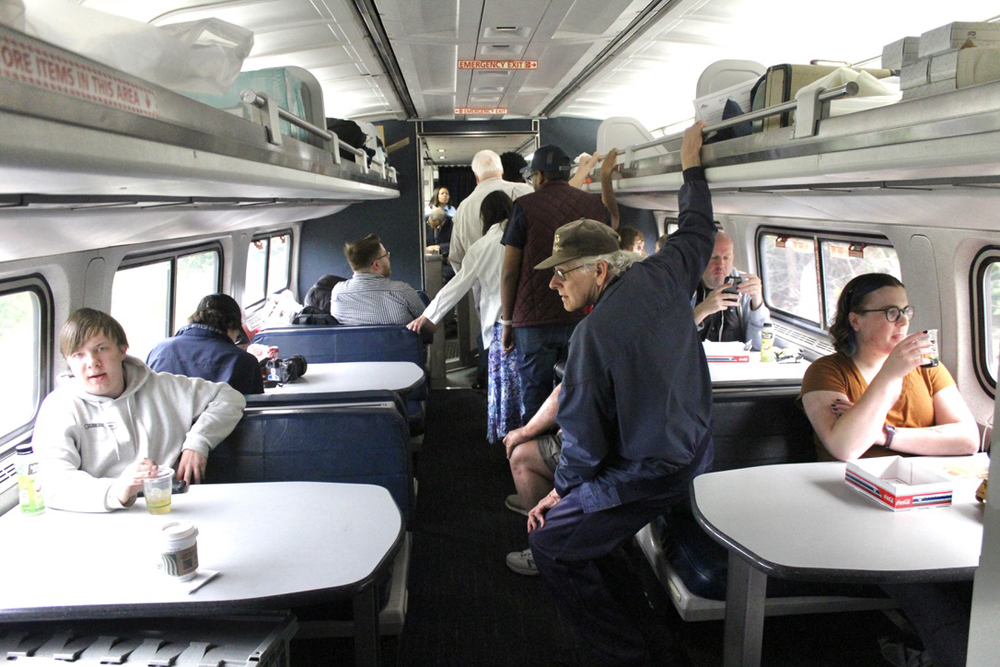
left=161, top=520, right=198, bottom=541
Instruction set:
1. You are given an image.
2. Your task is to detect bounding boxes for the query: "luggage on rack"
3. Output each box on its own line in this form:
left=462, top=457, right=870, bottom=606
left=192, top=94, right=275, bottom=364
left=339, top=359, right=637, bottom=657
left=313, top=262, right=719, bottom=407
left=751, top=64, right=893, bottom=131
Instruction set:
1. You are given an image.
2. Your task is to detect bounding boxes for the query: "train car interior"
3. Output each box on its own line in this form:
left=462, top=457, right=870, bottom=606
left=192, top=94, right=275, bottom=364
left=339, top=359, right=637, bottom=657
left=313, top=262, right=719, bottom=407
left=2, top=0, right=1000, bottom=664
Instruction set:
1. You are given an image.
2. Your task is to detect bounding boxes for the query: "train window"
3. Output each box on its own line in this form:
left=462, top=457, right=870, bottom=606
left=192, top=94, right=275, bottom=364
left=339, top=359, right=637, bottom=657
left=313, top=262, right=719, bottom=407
left=759, top=232, right=899, bottom=330
left=244, top=232, right=291, bottom=307
left=986, top=262, right=1000, bottom=382
left=760, top=234, right=821, bottom=325
left=174, top=252, right=221, bottom=333
left=112, top=248, right=221, bottom=360
left=0, top=283, right=48, bottom=446
left=972, top=250, right=1000, bottom=392
left=820, top=241, right=901, bottom=325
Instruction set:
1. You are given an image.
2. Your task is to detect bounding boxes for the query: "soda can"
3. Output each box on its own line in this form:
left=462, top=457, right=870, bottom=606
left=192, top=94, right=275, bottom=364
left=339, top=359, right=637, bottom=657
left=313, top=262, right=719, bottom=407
left=921, top=329, right=939, bottom=368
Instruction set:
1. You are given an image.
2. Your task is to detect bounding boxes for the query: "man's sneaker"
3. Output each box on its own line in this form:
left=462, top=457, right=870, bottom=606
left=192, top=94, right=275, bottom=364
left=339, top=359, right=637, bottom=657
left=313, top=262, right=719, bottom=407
left=506, top=548, right=539, bottom=576
left=505, top=493, right=529, bottom=516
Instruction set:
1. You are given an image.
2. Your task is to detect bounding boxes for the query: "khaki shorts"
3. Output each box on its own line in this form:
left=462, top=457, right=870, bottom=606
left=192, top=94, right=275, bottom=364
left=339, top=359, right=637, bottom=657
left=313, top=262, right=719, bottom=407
left=537, top=430, right=563, bottom=474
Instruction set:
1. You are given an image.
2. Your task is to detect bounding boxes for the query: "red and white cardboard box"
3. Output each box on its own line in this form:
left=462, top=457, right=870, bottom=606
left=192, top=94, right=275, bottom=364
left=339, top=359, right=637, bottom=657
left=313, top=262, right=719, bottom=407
left=845, top=456, right=953, bottom=511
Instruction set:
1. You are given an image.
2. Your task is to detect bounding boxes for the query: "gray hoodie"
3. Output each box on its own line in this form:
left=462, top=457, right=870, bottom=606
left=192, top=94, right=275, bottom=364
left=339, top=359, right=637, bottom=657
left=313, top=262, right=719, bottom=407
left=33, top=356, right=245, bottom=512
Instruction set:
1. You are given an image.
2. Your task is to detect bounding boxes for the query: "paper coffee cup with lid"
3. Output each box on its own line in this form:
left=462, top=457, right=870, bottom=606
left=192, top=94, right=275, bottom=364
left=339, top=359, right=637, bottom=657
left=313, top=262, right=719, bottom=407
left=158, top=520, right=199, bottom=581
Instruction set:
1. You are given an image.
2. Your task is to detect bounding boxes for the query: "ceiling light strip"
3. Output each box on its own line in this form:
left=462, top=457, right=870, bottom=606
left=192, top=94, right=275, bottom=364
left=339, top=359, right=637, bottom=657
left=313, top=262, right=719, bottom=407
left=349, top=0, right=418, bottom=118
left=540, top=0, right=685, bottom=118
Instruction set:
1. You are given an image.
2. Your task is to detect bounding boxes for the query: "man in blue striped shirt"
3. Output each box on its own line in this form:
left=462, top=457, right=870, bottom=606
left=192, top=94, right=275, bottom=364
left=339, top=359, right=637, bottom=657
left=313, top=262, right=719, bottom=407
left=331, top=234, right=425, bottom=326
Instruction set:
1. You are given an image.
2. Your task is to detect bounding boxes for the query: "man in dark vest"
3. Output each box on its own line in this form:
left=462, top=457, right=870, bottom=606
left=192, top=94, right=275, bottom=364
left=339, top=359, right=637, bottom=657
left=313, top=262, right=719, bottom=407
left=500, top=144, right=609, bottom=423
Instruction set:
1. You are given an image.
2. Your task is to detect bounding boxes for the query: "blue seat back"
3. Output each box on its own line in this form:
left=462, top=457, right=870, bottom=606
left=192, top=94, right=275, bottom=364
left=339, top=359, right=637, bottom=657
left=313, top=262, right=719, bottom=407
left=209, top=403, right=412, bottom=524
left=250, top=325, right=427, bottom=432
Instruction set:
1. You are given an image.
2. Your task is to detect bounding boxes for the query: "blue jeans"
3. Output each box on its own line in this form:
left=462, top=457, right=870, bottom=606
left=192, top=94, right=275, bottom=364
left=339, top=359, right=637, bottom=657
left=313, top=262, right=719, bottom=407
left=513, top=323, right=576, bottom=421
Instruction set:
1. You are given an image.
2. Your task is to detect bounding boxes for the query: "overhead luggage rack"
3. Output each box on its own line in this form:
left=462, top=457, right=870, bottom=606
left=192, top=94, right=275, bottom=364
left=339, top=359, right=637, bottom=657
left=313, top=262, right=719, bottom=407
left=0, top=24, right=398, bottom=210
left=596, top=78, right=1000, bottom=207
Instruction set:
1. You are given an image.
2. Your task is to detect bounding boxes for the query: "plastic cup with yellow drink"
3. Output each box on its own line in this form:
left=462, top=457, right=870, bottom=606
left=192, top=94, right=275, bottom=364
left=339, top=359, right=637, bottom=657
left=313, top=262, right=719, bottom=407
left=142, top=466, right=174, bottom=515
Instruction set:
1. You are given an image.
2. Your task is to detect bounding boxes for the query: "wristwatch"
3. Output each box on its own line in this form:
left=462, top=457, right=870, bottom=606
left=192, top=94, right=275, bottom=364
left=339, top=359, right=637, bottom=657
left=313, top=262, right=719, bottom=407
left=883, top=423, right=896, bottom=450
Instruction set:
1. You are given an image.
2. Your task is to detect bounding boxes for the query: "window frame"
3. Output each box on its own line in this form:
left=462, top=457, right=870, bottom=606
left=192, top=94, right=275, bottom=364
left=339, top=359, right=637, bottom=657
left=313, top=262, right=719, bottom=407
left=244, top=230, right=293, bottom=308
left=114, top=242, right=223, bottom=340
left=0, top=275, right=53, bottom=451
left=756, top=226, right=898, bottom=334
left=970, top=246, right=1000, bottom=395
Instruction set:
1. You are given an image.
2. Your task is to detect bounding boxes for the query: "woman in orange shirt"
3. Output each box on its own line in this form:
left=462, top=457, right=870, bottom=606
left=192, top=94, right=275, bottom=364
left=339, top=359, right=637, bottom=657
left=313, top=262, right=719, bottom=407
left=799, top=272, right=978, bottom=462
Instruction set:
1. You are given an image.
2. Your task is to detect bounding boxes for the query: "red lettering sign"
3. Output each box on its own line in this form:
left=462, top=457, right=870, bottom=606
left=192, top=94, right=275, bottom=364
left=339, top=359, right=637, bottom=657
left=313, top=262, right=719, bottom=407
left=457, top=60, right=538, bottom=71
left=454, top=107, right=509, bottom=115
left=0, top=35, right=158, bottom=117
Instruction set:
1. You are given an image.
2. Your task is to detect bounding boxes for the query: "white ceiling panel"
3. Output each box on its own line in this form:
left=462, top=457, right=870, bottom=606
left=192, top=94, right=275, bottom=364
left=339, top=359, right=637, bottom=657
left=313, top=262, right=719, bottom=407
left=68, top=0, right=1000, bottom=129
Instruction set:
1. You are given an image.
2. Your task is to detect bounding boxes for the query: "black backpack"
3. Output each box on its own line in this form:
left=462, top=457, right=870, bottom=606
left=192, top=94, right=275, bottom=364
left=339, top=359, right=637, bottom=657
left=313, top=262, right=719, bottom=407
left=291, top=307, right=339, bottom=326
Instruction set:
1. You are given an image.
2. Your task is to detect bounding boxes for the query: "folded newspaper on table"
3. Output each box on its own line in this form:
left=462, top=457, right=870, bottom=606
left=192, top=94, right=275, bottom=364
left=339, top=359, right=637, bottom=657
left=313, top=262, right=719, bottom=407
left=702, top=341, right=749, bottom=363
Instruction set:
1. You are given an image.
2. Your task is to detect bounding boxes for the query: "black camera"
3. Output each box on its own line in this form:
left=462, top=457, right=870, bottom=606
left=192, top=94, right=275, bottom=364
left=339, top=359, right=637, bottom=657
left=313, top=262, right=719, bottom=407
left=262, top=355, right=308, bottom=387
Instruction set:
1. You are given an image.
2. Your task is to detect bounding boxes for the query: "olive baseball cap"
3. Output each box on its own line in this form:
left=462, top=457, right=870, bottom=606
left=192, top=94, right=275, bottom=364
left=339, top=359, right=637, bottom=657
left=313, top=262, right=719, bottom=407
left=534, top=218, right=620, bottom=270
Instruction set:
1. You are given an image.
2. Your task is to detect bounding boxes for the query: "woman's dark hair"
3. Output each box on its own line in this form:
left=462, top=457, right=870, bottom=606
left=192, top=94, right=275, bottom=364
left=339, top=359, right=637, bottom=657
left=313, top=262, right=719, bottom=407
left=480, top=190, right=513, bottom=235
left=190, top=293, right=244, bottom=333
left=830, top=273, right=905, bottom=356
left=500, top=152, right=528, bottom=183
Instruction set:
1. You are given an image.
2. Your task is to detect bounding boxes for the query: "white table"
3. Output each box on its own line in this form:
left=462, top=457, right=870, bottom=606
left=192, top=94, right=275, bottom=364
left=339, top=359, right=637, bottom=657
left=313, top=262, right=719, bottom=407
left=0, top=482, right=404, bottom=666
left=691, top=457, right=987, bottom=666
left=265, top=361, right=424, bottom=395
left=708, top=352, right=810, bottom=386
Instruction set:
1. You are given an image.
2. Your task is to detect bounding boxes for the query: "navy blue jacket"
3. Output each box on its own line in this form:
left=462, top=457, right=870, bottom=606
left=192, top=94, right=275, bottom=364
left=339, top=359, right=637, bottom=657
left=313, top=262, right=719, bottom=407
left=147, top=324, right=264, bottom=395
left=555, top=168, right=716, bottom=512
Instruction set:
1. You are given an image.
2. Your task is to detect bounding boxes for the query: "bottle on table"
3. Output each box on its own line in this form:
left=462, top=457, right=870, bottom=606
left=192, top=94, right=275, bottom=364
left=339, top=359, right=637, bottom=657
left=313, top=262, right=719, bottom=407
left=15, top=444, right=45, bottom=515
left=759, top=322, right=775, bottom=363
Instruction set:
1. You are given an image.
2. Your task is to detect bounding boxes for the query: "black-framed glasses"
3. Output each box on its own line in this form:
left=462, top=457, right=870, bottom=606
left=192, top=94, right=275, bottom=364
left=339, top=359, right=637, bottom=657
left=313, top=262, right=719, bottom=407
left=858, top=305, right=914, bottom=322
left=376, top=251, right=391, bottom=261
left=553, top=264, right=588, bottom=280
left=523, top=171, right=537, bottom=183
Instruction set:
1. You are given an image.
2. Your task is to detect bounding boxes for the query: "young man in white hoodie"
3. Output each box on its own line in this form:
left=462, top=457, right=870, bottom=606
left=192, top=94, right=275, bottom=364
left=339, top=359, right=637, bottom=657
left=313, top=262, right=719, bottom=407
left=33, top=308, right=246, bottom=512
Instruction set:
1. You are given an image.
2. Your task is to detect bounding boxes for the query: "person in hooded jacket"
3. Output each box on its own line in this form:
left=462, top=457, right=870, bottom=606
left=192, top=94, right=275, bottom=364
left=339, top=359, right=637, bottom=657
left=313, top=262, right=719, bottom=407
left=33, top=308, right=245, bottom=513
left=147, top=293, right=264, bottom=395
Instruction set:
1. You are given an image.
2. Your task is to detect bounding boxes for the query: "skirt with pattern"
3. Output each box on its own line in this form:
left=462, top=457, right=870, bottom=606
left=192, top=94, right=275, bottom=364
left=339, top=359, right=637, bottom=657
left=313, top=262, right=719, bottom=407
left=487, top=322, right=523, bottom=444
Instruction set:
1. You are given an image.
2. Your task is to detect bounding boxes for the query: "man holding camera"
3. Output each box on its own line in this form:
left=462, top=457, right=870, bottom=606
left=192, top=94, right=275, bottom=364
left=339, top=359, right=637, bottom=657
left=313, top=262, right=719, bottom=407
left=692, top=231, right=770, bottom=349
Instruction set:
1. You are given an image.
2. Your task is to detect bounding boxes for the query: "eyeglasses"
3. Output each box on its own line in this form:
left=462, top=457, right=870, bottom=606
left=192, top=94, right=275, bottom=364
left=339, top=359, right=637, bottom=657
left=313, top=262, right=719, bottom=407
left=523, top=171, right=537, bottom=183
left=376, top=251, right=391, bottom=261
left=858, top=305, right=914, bottom=322
left=553, top=264, right=588, bottom=281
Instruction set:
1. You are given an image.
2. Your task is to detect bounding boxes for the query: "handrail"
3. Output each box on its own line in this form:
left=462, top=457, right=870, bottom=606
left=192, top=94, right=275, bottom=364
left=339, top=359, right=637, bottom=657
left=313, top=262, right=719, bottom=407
left=625, top=81, right=861, bottom=157
left=240, top=90, right=370, bottom=169
left=241, top=90, right=337, bottom=143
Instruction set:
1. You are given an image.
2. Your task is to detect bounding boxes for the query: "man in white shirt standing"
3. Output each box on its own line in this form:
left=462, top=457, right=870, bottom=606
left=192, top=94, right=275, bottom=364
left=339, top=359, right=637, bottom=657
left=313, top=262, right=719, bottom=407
left=449, top=150, right=534, bottom=273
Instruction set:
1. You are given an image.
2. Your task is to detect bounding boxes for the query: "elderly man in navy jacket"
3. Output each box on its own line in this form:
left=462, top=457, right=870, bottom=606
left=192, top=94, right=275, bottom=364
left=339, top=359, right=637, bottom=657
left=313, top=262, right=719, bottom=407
left=526, top=123, right=715, bottom=666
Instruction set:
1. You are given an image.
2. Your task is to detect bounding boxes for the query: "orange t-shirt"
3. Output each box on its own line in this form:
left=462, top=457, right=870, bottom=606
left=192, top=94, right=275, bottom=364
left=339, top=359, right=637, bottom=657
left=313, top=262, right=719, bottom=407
left=797, top=352, right=956, bottom=461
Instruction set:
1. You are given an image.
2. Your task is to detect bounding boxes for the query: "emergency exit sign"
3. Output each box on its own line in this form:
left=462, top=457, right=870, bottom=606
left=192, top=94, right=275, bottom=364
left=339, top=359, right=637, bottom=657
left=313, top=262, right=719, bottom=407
left=455, top=107, right=508, bottom=115
left=458, top=60, right=538, bottom=70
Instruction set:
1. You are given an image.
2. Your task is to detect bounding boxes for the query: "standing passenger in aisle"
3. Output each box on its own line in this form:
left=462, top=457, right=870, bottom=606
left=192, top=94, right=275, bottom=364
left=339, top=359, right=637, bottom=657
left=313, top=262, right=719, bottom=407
left=408, top=191, right=522, bottom=444
left=499, top=147, right=616, bottom=421
left=526, top=123, right=716, bottom=666
left=449, top=150, right=533, bottom=273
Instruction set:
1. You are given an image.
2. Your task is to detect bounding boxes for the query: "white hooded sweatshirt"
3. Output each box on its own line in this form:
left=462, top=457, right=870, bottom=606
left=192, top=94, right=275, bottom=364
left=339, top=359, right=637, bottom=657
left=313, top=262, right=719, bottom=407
left=33, top=355, right=246, bottom=512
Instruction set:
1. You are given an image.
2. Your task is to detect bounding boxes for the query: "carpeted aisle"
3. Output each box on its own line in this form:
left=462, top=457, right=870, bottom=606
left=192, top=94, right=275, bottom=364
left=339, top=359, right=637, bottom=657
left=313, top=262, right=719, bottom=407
left=397, top=388, right=597, bottom=666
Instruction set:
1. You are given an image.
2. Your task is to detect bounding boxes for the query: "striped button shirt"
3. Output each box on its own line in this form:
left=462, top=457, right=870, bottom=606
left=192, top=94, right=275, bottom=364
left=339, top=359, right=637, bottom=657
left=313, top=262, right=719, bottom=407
left=331, top=272, right=425, bottom=326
